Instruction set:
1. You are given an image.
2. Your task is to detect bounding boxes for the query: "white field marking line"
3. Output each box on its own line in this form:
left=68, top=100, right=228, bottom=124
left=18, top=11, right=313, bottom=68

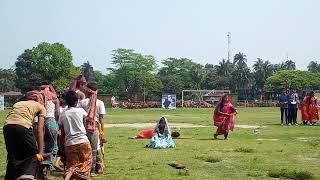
left=104, top=123, right=208, bottom=129
left=256, top=139, right=279, bottom=141
left=236, top=125, right=267, bottom=129
left=103, top=123, right=266, bottom=129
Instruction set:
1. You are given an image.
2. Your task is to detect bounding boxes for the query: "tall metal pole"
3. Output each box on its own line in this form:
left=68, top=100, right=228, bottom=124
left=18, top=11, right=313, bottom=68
left=143, top=87, right=146, bottom=103
left=227, top=32, right=231, bottom=61
left=181, top=91, right=184, bottom=108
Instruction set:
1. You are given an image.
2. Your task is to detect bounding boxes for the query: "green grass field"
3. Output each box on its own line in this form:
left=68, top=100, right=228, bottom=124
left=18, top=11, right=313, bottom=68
left=1, top=107, right=320, bottom=179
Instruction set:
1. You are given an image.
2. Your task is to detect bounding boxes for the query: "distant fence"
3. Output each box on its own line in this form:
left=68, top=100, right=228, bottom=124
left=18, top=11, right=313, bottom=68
left=237, top=100, right=278, bottom=107
left=1, top=99, right=279, bottom=110
left=111, top=100, right=278, bottom=109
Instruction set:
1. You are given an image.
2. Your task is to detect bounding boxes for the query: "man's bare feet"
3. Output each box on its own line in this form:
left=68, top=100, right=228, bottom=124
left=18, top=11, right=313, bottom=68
left=91, top=172, right=98, bottom=177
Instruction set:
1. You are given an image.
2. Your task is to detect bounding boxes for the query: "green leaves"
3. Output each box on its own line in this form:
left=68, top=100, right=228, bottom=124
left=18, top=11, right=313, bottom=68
left=110, top=49, right=160, bottom=99
left=15, top=42, right=76, bottom=92
left=265, top=70, right=320, bottom=92
left=0, top=68, right=16, bottom=92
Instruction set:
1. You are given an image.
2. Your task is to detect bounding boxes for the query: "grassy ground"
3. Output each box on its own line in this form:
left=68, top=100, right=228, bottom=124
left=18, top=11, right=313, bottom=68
left=1, top=107, right=320, bottom=179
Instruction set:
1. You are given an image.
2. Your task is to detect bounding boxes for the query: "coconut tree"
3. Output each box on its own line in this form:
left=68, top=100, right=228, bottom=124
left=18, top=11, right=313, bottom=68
left=81, top=61, right=94, bottom=81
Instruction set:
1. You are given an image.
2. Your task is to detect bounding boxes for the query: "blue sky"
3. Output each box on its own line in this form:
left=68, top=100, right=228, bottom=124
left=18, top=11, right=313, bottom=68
left=1, top=0, right=319, bottom=72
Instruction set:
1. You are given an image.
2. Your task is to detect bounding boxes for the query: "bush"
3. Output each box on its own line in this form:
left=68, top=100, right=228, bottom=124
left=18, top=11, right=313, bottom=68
left=268, top=169, right=314, bottom=180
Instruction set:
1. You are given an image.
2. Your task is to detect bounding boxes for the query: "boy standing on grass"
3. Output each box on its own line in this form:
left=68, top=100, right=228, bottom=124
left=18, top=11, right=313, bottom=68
left=287, top=88, right=299, bottom=126
left=78, top=82, right=106, bottom=176
left=59, top=91, right=92, bottom=180
left=279, top=89, right=288, bottom=125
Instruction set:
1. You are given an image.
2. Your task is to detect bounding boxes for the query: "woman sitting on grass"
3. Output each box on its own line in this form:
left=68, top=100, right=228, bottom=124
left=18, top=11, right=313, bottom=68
left=146, top=117, right=176, bottom=149
left=213, top=94, right=237, bottom=140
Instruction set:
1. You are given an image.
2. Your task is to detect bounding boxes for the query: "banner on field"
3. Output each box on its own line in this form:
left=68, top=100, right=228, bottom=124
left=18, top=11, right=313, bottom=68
left=0, top=95, right=4, bottom=111
left=162, top=94, right=176, bottom=109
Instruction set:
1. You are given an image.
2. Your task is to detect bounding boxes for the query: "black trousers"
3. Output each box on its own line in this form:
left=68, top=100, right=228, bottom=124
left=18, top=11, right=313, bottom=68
left=288, top=105, right=298, bottom=124
left=3, top=124, right=39, bottom=180
left=280, top=108, right=288, bottom=124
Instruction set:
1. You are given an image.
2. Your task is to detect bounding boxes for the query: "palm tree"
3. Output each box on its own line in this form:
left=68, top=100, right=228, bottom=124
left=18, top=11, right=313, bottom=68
left=81, top=61, right=94, bottom=81
left=191, top=64, right=205, bottom=90
left=282, top=60, right=296, bottom=70
left=233, top=52, right=247, bottom=67
left=232, top=65, right=252, bottom=90
left=307, top=61, right=320, bottom=73
left=215, top=59, right=233, bottom=76
left=253, top=58, right=274, bottom=91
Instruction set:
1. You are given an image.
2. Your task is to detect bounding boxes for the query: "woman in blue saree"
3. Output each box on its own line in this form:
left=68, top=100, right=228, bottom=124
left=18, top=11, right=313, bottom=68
left=147, top=117, right=176, bottom=149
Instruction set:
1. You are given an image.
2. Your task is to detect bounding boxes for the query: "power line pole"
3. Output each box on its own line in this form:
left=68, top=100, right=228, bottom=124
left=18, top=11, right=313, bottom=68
left=227, top=32, right=231, bottom=61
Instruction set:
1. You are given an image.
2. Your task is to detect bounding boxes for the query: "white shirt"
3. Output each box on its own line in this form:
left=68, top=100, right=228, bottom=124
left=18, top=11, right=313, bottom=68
left=77, top=98, right=106, bottom=122
left=59, top=107, right=89, bottom=146
left=59, top=106, right=68, bottom=114
left=46, top=100, right=55, bottom=118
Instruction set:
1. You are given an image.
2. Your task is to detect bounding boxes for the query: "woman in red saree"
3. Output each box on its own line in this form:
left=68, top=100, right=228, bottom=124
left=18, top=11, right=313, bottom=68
left=299, top=91, right=309, bottom=125
left=130, top=129, right=154, bottom=139
left=308, top=91, right=319, bottom=125
left=213, top=94, right=237, bottom=140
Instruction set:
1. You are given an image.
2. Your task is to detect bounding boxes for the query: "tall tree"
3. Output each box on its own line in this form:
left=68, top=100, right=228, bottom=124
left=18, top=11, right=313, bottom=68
left=233, top=52, right=247, bottom=67
left=230, top=52, right=252, bottom=91
left=81, top=61, right=94, bottom=81
left=0, top=68, right=17, bottom=92
left=190, top=64, right=205, bottom=90
left=265, top=70, right=320, bottom=92
left=110, top=48, right=161, bottom=99
left=212, top=58, right=237, bottom=90
left=158, top=58, right=199, bottom=95
left=231, top=65, right=252, bottom=90
left=253, top=58, right=274, bottom=91
left=215, top=59, right=233, bottom=76
left=307, top=61, right=320, bottom=73
left=202, top=63, right=217, bottom=89
left=93, top=70, right=106, bottom=94
left=15, top=42, right=76, bottom=92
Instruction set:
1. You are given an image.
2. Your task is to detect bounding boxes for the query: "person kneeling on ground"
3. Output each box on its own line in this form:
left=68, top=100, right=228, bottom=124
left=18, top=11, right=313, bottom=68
left=59, top=91, right=92, bottom=180
left=146, top=117, right=176, bottom=149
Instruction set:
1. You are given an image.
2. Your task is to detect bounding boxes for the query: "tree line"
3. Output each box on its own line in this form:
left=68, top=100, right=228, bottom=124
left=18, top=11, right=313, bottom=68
left=1, top=42, right=320, bottom=100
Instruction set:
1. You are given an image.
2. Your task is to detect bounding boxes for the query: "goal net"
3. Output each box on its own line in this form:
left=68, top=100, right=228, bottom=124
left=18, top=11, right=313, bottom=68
left=181, top=89, right=231, bottom=108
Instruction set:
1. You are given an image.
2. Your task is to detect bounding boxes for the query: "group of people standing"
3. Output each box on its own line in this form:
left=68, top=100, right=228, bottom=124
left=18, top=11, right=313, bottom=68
left=279, top=88, right=319, bottom=126
left=2, top=74, right=238, bottom=180
left=3, top=75, right=106, bottom=180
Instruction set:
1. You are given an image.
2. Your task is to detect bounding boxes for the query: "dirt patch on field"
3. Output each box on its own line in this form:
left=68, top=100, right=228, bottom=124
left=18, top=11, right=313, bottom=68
left=104, top=123, right=266, bottom=129
left=236, top=125, right=266, bottom=129
left=296, top=155, right=320, bottom=163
